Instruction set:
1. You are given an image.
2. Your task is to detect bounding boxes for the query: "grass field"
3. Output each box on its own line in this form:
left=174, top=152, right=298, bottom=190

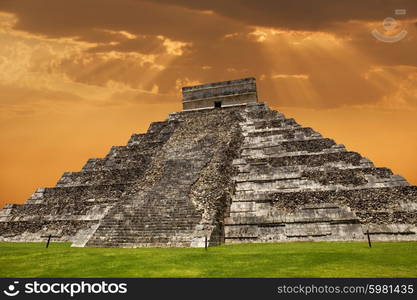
left=0, top=242, right=416, bottom=278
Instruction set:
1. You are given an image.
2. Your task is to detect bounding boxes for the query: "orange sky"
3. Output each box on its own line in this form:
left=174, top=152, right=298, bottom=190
left=0, top=1, right=417, bottom=208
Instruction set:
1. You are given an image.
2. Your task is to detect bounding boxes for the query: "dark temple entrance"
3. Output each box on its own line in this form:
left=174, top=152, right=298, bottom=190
left=214, top=101, right=222, bottom=108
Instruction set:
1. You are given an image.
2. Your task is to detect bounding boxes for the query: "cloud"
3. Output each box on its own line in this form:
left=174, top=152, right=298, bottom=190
left=152, top=0, right=417, bottom=31
left=0, top=0, right=244, bottom=43
left=0, top=0, right=417, bottom=110
left=0, top=11, right=179, bottom=120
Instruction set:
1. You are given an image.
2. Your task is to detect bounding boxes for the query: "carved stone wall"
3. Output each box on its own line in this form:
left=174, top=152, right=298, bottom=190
left=182, top=77, right=257, bottom=111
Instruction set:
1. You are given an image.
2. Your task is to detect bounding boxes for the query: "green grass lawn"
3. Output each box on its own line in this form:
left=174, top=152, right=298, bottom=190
left=0, top=242, right=416, bottom=278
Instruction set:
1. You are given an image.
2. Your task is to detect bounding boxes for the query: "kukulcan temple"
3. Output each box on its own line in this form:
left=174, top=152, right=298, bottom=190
left=1, top=77, right=416, bottom=247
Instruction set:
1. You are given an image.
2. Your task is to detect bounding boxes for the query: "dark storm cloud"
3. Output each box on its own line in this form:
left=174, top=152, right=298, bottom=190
left=0, top=0, right=416, bottom=108
left=2, top=0, right=416, bottom=42
left=0, top=0, right=244, bottom=43
left=152, top=0, right=417, bottom=30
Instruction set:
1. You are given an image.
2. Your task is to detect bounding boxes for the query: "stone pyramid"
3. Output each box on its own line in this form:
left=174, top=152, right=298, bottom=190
left=1, top=78, right=416, bottom=247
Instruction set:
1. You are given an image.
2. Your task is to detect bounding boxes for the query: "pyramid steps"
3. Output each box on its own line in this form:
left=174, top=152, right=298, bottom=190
left=224, top=103, right=417, bottom=243
left=1, top=78, right=416, bottom=247
left=83, top=108, right=245, bottom=247
left=0, top=117, right=182, bottom=244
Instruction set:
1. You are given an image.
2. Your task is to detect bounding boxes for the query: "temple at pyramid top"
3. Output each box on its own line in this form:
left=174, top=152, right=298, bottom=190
left=182, top=77, right=258, bottom=111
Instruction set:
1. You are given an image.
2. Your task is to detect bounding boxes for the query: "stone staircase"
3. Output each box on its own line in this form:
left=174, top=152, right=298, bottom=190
left=84, top=107, right=245, bottom=247
left=85, top=160, right=206, bottom=247
left=85, top=198, right=202, bottom=247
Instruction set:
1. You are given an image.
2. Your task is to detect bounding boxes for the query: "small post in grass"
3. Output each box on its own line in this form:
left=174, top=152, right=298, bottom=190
left=46, top=234, right=52, bottom=248
left=41, top=234, right=60, bottom=248
left=366, top=230, right=372, bottom=248
left=205, top=235, right=208, bottom=251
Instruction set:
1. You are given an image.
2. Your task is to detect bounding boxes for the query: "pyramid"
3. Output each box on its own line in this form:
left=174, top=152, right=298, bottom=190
left=1, top=77, right=416, bottom=247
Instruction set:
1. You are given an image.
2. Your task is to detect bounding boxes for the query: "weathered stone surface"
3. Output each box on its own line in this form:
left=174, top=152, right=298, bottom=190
left=225, top=102, right=416, bottom=243
left=84, top=107, right=245, bottom=247
left=182, top=77, right=257, bottom=111
left=1, top=78, right=416, bottom=247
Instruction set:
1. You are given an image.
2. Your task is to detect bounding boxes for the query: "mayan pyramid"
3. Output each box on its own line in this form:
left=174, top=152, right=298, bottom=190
left=1, top=77, right=416, bottom=247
